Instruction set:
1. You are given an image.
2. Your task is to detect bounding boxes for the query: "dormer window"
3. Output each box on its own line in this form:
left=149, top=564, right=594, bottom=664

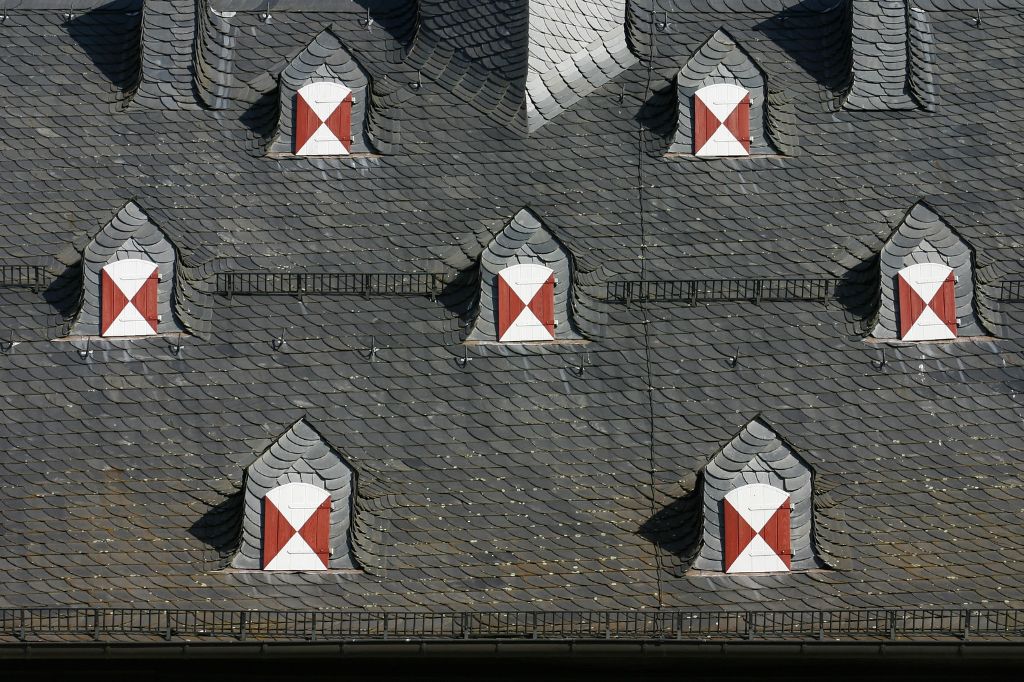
left=232, top=420, right=359, bottom=572
left=694, top=84, right=750, bottom=157
left=467, top=208, right=581, bottom=344
left=695, top=420, right=823, bottom=574
left=871, top=202, right=985, bottom=341
left=269, top=28, right=376, bottom=157
left=669, top=30, right=780, bottom=157
left=497, top=264, right=555, bottom=342
left=295, top=82, right=353, bottom=156
left=897, top=263, right=956, bottom=341
left=69, top=201, right=185, bottom=338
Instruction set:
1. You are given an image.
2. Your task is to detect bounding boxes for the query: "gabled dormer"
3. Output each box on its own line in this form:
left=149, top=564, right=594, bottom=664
left=668, top=30, right=779, bottom=157
left=871, top=202, right=985, bottom=342
left=467, top=209, right=581, bottom=344
left=69, top=202, right=185, bottom=338
left=268, top=28, right=377, bottom=157
left=232, top=420, right=359, bottom=572
left=695, top=420, right=823, bottom=574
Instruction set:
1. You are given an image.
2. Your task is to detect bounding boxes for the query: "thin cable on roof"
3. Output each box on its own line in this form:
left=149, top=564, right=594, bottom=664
left=638, top=21, right=664, bottom=608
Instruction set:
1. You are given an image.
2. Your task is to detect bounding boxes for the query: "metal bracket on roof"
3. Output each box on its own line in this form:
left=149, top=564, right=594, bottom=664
left=569, top=352, right=590, bottom=377
left=456, top=345, right=471, bottom=368
left=653, top=12, right=669, bottom=32
left=724, top=347, right=738, bottom=368
left=365, top=336, right=379, bottom=362
left=271, top=328, right=286, bottom=352
left=411, top=73, right=422, bottom=91
left=0, top=7, right=7, bottom=24
left=168, top=333, right=184, bottom=356
left=972, top=9, right=982, bottom=26
left=76, top=338, right=92, bottom=361
left=359, top=8, right=374, bottom=31
left=259, top=0, right=272, bottom=24
left=0, top=330, right=13, bottom=355
left=872, top=346, right=887, bottom=371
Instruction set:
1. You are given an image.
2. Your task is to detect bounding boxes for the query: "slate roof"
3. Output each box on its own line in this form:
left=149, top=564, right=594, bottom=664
left=1, top=0, right=1024, bottom=617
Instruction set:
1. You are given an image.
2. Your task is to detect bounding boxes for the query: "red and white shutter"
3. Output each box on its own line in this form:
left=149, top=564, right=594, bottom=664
left=897, top=263, right=957, bottom=341
left=723, top=483, right=791, bottom=573
left=294, top=82, right=353, bottom=156
left=101, top=259, right=159, bottom=336
left=262, top=482, right=331, bottom=571
left=693, top=84, right=751, bottom=157
left=497, top=263, right=555, bottom=342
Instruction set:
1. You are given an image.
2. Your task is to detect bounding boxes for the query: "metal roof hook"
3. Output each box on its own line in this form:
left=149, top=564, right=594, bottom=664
left=259, top=0, right=272, bottom=23
left=365, top=336, right=379, bottom=362
left=570, top=352, right=590, bottom=376
left=725, top=347, right=738, bottom=368
left=0, top=330, right=13, bottom=354
left=456, top=345, right=471, bottom=368
left=359, top=8, right=373, bottom=30
left=76, top=338, right=92, bottom=361
left=411, top=72, right=422, bottom=91
left=271, top=328, right=286, bottom=351
left=872, top=346, right=887, bottom=370
left=168, top=333, right=184, bottom=356
left=973, top=9, right=981, bottom=26
left=653, top=12, right=668, bottom=32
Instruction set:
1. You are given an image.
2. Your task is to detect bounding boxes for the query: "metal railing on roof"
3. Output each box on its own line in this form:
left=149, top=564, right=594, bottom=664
left=215, top=272, right=446, bottom=299
left=0, top=608, right=1021, bottom=643
left=999, top=280, right=1024, bottom=302
left=0, top=265, right=45, bottom=292
left=606, top=278, right=845, bottom=305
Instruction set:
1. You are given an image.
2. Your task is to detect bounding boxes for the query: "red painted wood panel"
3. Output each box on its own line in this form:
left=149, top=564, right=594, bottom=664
left=694, top=97, right=712, bottom=153
left=325, top=93, right=353, bottom=150
left=262, top=496, right=291, bottom=569
left=936, top=273, right=957, bottom=335
left=531, top=275, right=555, bottom=336
left=294, top=92, right=321, bottom=153
left=723, top=498, right=756, bottom=572
left=134, top=269, right=159, bottom=332
left=727, top=94, right=751, bottom=151
left=101, top=268, right=128, bottom=336
left=762, top=503, right=792, bottom=568
left=497, top=275, right=523, bottom=340
left=897, top=273, right=927, bottom=339
left=299, top=497, right=331, bottom=566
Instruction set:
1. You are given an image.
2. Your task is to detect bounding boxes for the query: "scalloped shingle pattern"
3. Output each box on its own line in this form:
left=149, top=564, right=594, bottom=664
left=0, top=1, right=1024, bottom=617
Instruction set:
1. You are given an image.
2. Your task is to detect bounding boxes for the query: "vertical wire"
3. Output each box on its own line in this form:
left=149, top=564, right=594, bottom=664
left=637, top=21, right=664, bottom=608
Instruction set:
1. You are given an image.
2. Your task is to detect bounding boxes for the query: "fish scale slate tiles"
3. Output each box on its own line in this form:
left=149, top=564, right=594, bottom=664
left=2, top=0, right=1024, bottom=621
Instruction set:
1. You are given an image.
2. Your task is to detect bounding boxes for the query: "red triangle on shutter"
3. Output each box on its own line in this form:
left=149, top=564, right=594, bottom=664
left=262, top=496, right=296, bottom=569
left=497, top=276, right=528, bottom=341
left=759, top=502, right=791, bottom=569
left=131, top=269, right=160, bottom=333
left=325, top=93, right=353, bottom=150
left=298, top=497, right=331, bottom=567
left=694, top=96, right=713, bottom=154
left=723, top=498, right=758, bottom=572
left=724, top=94, right=751, bottom=152
left=294, top=91, right=321, bottom=154
left=526, top=274, right=556, bottom=336
left=101, top=268, right=130, bottom=336
left=930, top=273, right=957, bottom=336
left=897, top=273, right=928, bottom=339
